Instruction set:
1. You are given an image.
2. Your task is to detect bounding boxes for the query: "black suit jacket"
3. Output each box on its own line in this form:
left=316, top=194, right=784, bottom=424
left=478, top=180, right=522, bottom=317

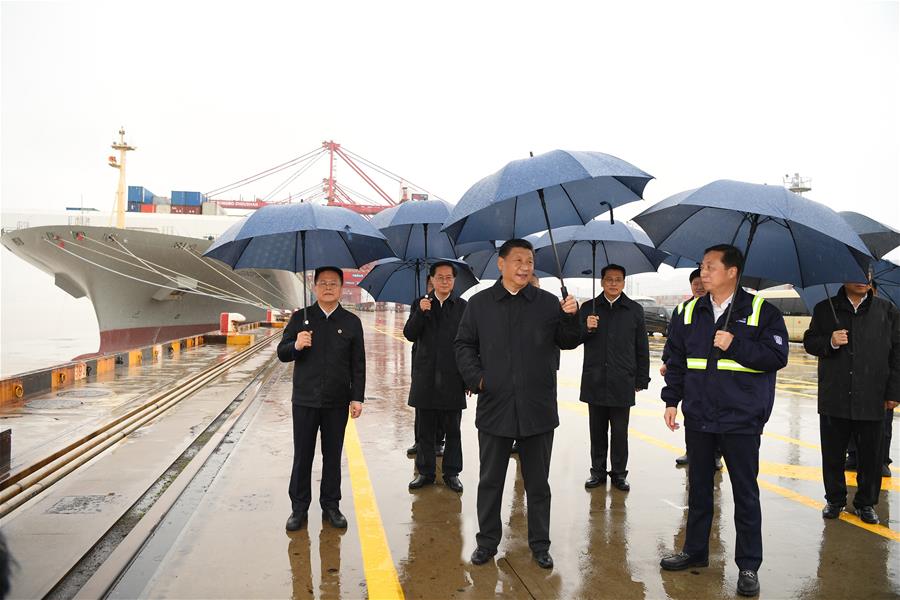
left=277, top=303, right=366, bottom=407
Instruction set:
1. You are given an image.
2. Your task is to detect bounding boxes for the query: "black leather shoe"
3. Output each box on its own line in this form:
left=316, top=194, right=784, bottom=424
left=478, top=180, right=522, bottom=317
left=737, top=570, right=760, bottom=596
left=822, top=502, right=844, bottom=519
left=470, top=546, right=496, bottom=565
left=882, top=463, right=892, bottom=477
left=436, top=444, right=445, bottom=457
left=675, top=453, right=689, bottom=466
left=406, top=443, right=418, bottom=456
left=584, top=475, right=605, bottom=489
left=856, top=505, right=879, bottom=524
left=408, top=475, right=435, bottom=489
left=660, top=551, right=708, bottom=571
left=533, top=550, right=553, bottom=569
left=322, top=507, right=348, bottom=529
left=612, top=477, right=630, bottom=491
left=285, top=511, right=307, bottom=531
left=443, top=475, right=463, bottom=492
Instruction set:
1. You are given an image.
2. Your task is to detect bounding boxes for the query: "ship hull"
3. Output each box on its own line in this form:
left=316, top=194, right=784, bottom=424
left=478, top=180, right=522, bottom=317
left=1, top=224, right=302, bottom=355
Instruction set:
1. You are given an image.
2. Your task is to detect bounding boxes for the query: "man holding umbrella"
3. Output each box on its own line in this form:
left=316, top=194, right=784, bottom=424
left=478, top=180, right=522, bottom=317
left=580, top=263, right=650, bottom=492
left=404, top=261, right=468, bottom=492
left=278, top=267, right=366, bottom=532
left=455, top=239, right=581, bottom=570
left=660, top=244, right=788, bottom=597
left=802, top=279, right=900, bottom=524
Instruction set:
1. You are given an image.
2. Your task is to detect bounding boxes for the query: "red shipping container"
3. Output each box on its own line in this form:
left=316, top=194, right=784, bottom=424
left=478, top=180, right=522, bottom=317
left=171, top=205, right=185, bottom=214
left=183, top=206, right=201, bottom=215
left=140, top=204, right=155, bottom=213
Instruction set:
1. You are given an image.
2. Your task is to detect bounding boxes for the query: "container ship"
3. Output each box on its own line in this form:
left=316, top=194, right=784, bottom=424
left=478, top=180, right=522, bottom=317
left=1, top=133, right=423, bottom=360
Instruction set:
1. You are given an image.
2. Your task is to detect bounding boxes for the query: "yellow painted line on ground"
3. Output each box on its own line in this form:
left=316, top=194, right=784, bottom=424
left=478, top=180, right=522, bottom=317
left=369, top=324, right=409, bottom=344
left=763, top=431, right=821, bottom=450
left=557, top=402, right=900, bottom=542
left=757, top=479, right=900, bottom=542
left=344, top=418, right=405, bottom=600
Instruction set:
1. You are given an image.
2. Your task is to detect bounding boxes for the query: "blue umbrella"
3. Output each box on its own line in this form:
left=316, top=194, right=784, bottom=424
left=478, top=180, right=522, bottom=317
left=204, top=203, right=394, bottom=322
left=533, top=218, right=669, bottom=315
left=359, top=258, right=478, bottom=305
left=797, top=259, right=900, bottom=312
left=839, top=211, right=900, bottom=260
left=369, top=199, right=490, bottom=296
left=369, top=199, right=459, bottom=260
left=633, top=180, right=872, bottom=328
left=462, top=234, right=549, bottom=280
left=443, top=149, right=653, bottom=297
left=662, top=254, right=700, bottom=270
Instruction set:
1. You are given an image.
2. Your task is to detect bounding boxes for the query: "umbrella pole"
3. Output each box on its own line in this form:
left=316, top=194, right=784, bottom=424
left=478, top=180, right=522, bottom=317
left=415, top=260, right=421, bottom=299
left=601, top=201, right=615, bottom=225
left=423, top=224, right=429, bottom=297
left=536, top=188, right=568, bottom=299
left=301, top=230, right=309, bottom=326
left=721, top=216, right=759, bottom=332
left=592, top=241, right=597, bottom=315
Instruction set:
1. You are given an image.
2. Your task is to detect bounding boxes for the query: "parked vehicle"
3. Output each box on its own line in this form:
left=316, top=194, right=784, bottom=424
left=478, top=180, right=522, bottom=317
left=755, top=288, right=810, bottom=342
left=632, top=296, right=669, bottom=335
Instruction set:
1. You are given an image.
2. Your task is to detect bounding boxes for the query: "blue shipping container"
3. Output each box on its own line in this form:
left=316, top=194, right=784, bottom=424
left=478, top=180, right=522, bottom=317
left=127, top=201, right=142, bottom=212
left=171, top=190, right=203, bottom=206
left=128, top=186, right=155, bottom=203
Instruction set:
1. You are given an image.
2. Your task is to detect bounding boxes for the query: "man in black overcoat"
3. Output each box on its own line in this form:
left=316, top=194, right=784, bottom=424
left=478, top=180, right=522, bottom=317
left=803, top=280, right=900, bottom=524
left=455, top=239, right=581, bottom=570
left=277, top=267, right=366, bottom=532
left=580, top=264, right=650, bottom=492
left=404, top=261, right=468, bottom=492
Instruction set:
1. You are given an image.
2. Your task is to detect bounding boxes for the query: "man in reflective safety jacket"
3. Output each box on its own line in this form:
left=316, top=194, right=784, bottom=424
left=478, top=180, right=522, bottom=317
left=659, top=244, right=788, bottom=598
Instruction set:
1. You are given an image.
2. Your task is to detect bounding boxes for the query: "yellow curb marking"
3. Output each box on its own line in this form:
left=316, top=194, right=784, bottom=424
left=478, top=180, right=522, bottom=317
left=345, top=418, right=405, bottom=599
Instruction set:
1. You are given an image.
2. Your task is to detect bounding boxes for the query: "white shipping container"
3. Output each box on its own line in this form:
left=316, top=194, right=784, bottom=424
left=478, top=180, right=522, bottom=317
left=201, top=202, right=218, bottom=215
left=155, top=204, right=171, bottom=214
left=153, top=195, right=171, bottom=205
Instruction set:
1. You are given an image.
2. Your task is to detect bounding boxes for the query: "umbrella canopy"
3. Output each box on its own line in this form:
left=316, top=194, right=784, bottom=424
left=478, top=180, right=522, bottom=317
left=203, top=203, right=395, bottom=323
left=839, top=211, right=900, bottom=260
left=662, top=254, right=700, bottom=270
left=533, top=220, right=668, bottom=278
left=797, top=259, right=900, bottom=312
left=369, top=199, right=464, bottom=260
left=359, top=258, right=479, bottom=305
left=633, top=180, right=872, bottom=290
left=444, top=150, right=653, bottom=245
left=443, top=149, right=653, bottom=297
left=204, top=203, right=394, bottom=271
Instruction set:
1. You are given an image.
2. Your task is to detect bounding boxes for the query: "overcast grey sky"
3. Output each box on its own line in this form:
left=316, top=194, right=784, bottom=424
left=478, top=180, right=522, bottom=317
left=2, top=1, right=898, bottom=227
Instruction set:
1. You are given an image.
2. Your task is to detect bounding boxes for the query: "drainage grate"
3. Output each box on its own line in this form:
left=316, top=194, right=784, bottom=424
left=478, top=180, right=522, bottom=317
left=57, top=389, right=111, bottom=399
left=26, top=398, right=84, bottom=409
left=46, top=493, right=118, bottom=514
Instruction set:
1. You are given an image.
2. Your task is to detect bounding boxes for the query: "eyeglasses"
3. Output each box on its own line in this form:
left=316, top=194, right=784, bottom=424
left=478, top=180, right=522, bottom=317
left=433, top=275, right=455, bottom=282
left=602, top=277, right=625, bottom=284
left=316, top=281, right=341, bottom=289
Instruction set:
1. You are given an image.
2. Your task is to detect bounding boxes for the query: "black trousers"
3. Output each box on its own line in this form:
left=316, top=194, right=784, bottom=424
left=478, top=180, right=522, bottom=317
left=847, top=408, right=894, bottom=465
left=684, top=429, right=762, bottom=571
left=289, top=404, right=349, bottom=513
left=416, top=409, right=463, bottom=477
left=588, top=404, right=630, bottom=478
left=820, top=414, right=885, bottom=508
left=413, top=408, right=445, bottom=445
left=476, top=430, right=553, bottom=553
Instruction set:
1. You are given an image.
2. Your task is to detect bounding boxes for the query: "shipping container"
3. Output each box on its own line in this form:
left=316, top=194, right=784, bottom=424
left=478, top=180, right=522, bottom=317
left=139, top=204, right=155, bottom=213
left=153, top=195, right=171, bottom=205
left=201, top=201, right=219, bottom=215
left=170, top=205, right=186, bottom=214
left=155, top=204, right=171, bottom=214
left=127, top=201, right=143, bottom=212
left=128, top=185, right=155, bottom=204
left=182, top=205, right=202, bottom=215
left=171, top=190, right=204, bottom=206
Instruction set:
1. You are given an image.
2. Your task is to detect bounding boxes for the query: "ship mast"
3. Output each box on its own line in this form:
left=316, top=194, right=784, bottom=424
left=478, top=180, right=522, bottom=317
left=108, top=128, right=136, bottom=229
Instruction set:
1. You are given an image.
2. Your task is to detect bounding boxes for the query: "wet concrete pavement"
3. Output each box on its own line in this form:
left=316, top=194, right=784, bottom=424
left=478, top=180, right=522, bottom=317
left=3, top=310, right=898, bottom=598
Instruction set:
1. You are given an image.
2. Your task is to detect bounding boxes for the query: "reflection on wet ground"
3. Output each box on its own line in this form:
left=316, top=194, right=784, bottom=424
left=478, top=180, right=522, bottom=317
left=355, top=310, right=898, bottom=599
